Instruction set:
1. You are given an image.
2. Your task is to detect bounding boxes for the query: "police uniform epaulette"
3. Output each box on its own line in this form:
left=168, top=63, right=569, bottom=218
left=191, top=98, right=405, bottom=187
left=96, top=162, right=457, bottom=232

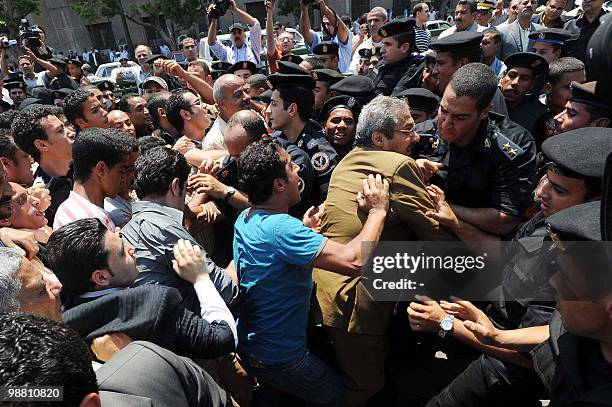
left=494, top=131, right=523, bottom=161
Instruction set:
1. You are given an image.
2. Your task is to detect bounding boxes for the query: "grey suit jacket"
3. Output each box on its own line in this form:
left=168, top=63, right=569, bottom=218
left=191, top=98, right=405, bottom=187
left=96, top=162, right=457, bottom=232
left=97, top=341, right=232, bottom=407
left=498, top=20, right=543, bottom=60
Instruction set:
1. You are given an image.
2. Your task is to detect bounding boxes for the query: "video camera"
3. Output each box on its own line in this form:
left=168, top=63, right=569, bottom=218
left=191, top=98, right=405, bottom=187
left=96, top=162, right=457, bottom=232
left=19, top=19, right=43, bottom=50
left=209, top=0, right=232, bottom=19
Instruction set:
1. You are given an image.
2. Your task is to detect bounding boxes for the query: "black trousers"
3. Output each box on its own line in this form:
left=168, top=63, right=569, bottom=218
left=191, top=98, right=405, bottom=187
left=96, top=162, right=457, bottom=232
left=426, top=354, right=547, bottom=407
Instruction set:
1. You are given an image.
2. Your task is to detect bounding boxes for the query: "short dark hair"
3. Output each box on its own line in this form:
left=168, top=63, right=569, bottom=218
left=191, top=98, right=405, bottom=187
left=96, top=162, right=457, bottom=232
left=548, top=57, right=585, bottom=84
left=0, top=129, right=18, bottom=164
left=245, top=74, right=269, bottom=90
left=457, top=0, right=477, bottom=12
left=166, top=89, right=195, bottom=133
left=116, top=93, right=140, bottom=114
left=72, top=127, right=131, bottom=183
left=134, top=146, right=190, bottom=198
left=46, top=218, right=108, bottom=294
left=10, top=105, right=59, bottom=162
left=0, top=110, right=18, bottom=129
left=303, top=56, right=325, bottom=70
left=584, top=104, right=612, bottom=127
left=277, top=87, right=315, bottom=122
left=238, top=138, right=287, bottom=204
left=137, top=135, right=167, bottom=153
left=0, top=313, right=98, bottom=405
left=226, top=110, right=266, bottom=143
left=63, top=88, right=93, bottom=129
left=187, top=60, right=211, bottom=76
left=147, top=91, right=172, bottom=129
left=449, top=62, right=498, bottom=112
left=395, top=31, right=416, bottom=49
left=447, top=47, right=482, bottom=65
left=482, top=27, right=501, bottom=43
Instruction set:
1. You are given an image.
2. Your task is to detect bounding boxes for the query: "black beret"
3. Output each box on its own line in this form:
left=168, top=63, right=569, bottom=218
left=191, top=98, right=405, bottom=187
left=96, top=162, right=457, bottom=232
left=378, top=18, right=417, bottom=38
left=51, top=88, right=73, bottom=99
left=431, top=31, right=483, bottom=53
left=277, top=60, right=310, bottom=75
left=267, top=73, right=315, bottom=91
left=319, top=95, right=361, bottom=122
left=396, top=87, right=440, bottom=113
left=529, top=28, right=572, bottom=45
left=503, top=52, right=548, bottom=77
left=19, top=98, right=44, bottom=111
left=66, top=58, right=83, bottom=67
left=313, top=41, right=339, bottom=56
left=279, top=54, right=304, bottom=65
left=210, top=61, right=232, bottom=72
left=329, top=75, right=375, bottom=96
left=374, top=47, right=382, bottom=57
left=569, top=81, right=611, bottom=111
left=96, top=80, right=115, bottom=92
left=228, top=60, right=258, bottom=74
left=48, top=58, right=67, bottom=68
left=542, top=127, right=612, bottom=179
left=358, top=47, right=373, bottom=59
left=252, top=88, right=273, bottom=104
left=312, top=68, right=344, bottom=85
left=5, top=72, right=24, bottom=82
left=4, top=81, right=27, bottom=91
left=145, top=54, right=167, bottom=64
left=547, top=201, right=601, bottom=242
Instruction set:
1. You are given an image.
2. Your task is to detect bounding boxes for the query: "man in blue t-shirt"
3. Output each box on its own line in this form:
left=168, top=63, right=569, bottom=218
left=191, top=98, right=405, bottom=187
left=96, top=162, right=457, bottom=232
left=233, top=138, right=389, bottom=406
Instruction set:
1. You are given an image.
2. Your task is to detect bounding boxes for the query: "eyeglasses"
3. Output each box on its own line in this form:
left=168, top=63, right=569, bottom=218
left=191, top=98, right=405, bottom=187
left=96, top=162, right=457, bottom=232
left=394, top=127, right=417, bottom=136
left=278, top=37, right=294, bottom=43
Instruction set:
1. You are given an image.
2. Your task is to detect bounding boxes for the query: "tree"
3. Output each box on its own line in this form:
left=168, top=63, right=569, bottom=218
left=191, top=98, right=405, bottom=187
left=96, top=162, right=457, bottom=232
left=0, top=0, right=41, bottom=39
left=70, top=0, right=203, bottom=50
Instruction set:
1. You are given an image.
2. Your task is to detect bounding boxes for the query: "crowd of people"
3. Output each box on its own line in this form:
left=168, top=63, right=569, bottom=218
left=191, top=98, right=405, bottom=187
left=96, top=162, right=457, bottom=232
left=0, top=0, right=610, bottom=405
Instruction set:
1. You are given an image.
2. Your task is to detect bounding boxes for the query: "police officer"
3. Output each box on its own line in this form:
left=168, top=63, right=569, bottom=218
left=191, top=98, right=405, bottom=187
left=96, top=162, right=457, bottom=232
left=266, top=72, right=338, bottom=203
left=424, top=127, right=612, bottom=407
left=553, top=80, right=612, bottom=135
left=396, top=87, right=440, bottom=124
left=312, top=68, right=344, bottom=122
left=312, top=41, right=340, bottom=71
left=318, top=95, right=361, bottom=160
left=500, top=52, right=550, bottom=146
left=416, top=62, right=536, bottom=236
left=210, top=61, right=231, bottom=81
left=372, top=18, right=424, bottom=96
left=4, top=78, right=28, bottom=109
left=528, top=28, right=572, bottom=64
left=96, top=80, right=116, bottom=111
left=329, top=74, right=376, bottom=111
left=279, top=54, right=303, bottom=65
left=227, top=60, right=259, bottom=81
left=357, top=47, right=374, bottom=76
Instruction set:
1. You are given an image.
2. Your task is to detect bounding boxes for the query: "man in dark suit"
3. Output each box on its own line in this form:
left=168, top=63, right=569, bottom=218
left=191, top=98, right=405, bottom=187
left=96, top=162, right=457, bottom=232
left=498, top=0, right=543, bottom=59
left=44, top=218, right=237, bottom=360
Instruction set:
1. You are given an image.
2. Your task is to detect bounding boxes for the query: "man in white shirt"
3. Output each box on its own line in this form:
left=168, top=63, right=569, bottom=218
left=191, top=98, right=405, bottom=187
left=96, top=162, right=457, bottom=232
left=207, top=0, right=261, bottom=64
left=438, top=0, right=487, bottom=38
left=348, top=7, right=388, bottom=74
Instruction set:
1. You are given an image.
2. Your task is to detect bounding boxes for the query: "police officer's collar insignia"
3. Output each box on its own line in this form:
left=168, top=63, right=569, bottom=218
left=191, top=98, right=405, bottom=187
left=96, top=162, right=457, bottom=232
left=243, top=62, right=248, bottom=69
left=431, top=139, right=439, bottom=149
left=347, top=97, right=355, bottom=108
left=322, top=45, right=328, bottom=53
left=297, top=139, right=304, bottom=148
left=311, top=151, right=330, bottom=173
left=312, top=71, right=318, bottom=80
left=484, top=138, right=491, bottom=148
left=298, top=176, right=305, bottom=194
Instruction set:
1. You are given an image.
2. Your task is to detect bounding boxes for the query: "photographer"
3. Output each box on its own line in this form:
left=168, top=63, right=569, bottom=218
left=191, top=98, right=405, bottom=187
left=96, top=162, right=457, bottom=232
left=207, top=0, right=262, bottom=64
left=0, top=42, right=58, bottom=89
left=299, top=0, right=353, bottom=73
left=20, top=22, right=54, bottom=73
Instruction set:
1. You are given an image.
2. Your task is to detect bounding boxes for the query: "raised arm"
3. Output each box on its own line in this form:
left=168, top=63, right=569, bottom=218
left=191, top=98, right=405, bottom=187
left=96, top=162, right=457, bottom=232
left=313, top=174, right=389, bottom=277
left=230, top=0, right=258, bottom=26
left=266, top=0, right=277, bottom=59
left=157, top=59, right=214, bottom=104
left=299, top=2, right=315, bottom=45
left=207, top=6, right=219, bottom=46
left=316, top=0, right=350, bottom=44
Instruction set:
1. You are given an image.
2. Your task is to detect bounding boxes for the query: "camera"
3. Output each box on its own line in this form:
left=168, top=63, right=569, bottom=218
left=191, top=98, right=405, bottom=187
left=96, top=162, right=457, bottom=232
left=302, top=0, right=320, bottom=9
left=0, top=39, right=18, bottom=49
left=19, top=19, right=43, bottom=49
left=209, top=0, right=231, bottom=19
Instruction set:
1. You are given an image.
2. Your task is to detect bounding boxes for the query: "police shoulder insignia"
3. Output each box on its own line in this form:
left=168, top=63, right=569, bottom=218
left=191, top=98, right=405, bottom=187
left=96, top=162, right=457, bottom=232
left=347, top=97, right=355, bottom=108
left=484, top=138, right=491, bottom=148
left=311, top=151, right=331, bottom=173
left=497, top=135, right=523, bottom=160
left=431, top=138, right=440, bottom=149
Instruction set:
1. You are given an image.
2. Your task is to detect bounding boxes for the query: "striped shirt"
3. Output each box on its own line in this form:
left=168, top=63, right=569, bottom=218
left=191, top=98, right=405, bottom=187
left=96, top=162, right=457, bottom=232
left=53, top=191, right=116, bottom=231
left=414, top=26, right=432, bottom=53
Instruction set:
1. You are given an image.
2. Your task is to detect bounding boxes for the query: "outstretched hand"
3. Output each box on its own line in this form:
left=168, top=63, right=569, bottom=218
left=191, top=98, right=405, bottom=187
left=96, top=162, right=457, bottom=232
left=356, top=174, right=389, bottom=215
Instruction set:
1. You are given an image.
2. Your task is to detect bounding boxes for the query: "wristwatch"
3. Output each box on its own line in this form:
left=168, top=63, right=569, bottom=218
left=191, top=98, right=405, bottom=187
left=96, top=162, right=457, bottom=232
left=224, top=186, right=236, bottom=202
left=438, top=315, right=454, bottom=339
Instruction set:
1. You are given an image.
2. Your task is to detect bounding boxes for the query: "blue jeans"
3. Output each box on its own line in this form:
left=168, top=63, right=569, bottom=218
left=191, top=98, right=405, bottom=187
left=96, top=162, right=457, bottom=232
left=241, top=350, right=345, bottom=407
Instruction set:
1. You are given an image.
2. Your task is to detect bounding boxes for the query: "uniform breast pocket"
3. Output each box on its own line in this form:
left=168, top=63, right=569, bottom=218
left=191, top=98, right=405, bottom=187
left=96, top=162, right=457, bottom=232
left=504, top=237, right=547, bottom=301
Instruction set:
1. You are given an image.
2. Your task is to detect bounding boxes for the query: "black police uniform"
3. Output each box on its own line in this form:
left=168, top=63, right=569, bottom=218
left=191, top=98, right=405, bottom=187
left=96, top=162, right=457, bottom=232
left=272, top=119, right=337, bottom=204
left=563, top=9, right=609, bottom=65
left=507, top=94, right=549, bottom=147
left=416, top=112, right=537, bottom=218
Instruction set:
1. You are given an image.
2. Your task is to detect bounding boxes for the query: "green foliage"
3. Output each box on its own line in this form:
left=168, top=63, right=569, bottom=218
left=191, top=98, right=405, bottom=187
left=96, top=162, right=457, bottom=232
left=0, top=0, right=42, bottom=37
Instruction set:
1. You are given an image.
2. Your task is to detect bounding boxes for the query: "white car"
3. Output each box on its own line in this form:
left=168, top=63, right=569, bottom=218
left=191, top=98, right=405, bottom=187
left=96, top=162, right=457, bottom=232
left=94, top=61, right=139, bottom=79
left=426, top=20, right=452, bottom=39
